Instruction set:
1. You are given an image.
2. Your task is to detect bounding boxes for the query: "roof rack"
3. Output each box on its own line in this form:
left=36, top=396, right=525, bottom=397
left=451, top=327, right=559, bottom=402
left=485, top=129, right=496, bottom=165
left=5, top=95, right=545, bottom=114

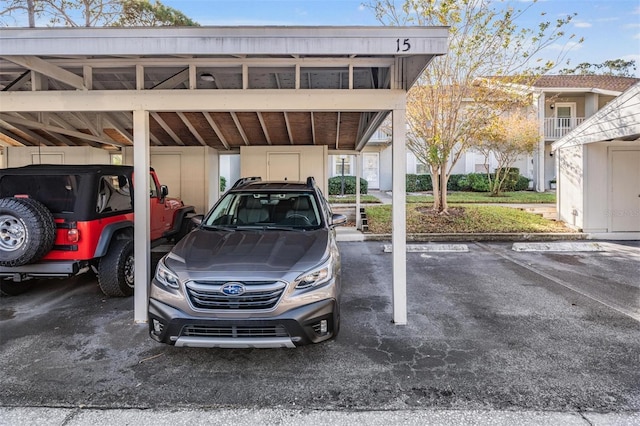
left=232, top=176, right=262, bottom=189
left=306, top=176, right=316, bottom=188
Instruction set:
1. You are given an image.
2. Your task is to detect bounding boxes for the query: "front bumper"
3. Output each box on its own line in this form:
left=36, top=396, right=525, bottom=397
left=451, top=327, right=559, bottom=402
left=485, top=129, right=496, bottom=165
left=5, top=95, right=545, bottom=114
left=148, top=297, right=338, bottom=348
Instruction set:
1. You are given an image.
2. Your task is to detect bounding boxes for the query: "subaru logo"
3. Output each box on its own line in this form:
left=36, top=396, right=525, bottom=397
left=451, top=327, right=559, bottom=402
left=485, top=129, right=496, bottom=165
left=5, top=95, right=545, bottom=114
left=221, top=282, right=245, bottom=296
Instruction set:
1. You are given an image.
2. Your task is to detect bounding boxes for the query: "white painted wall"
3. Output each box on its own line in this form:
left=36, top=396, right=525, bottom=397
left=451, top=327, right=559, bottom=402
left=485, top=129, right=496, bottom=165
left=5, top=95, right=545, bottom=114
left=2, top=146, right=111, bottom=168
left=557, top=144, right=584, bottom=229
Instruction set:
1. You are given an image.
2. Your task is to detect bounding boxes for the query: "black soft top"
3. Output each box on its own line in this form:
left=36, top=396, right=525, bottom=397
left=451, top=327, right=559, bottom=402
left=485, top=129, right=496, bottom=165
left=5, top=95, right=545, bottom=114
left=0, top=164, right=138, bottom=221
left=0, top=164, right=135, bottom=177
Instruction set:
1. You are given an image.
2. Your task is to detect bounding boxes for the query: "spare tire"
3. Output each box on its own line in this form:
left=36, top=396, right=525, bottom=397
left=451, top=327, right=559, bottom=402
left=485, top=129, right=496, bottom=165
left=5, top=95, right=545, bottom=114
left=0, top=197, right=56, bottom=267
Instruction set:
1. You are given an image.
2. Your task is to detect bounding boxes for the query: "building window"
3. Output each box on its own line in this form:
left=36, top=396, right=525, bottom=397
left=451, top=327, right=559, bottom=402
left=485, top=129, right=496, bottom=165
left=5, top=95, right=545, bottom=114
left=334, top=155, right=352, bottom=175
left=416, top=162, right=429, bottom=175
left=111, top=153, right=123, bottom=165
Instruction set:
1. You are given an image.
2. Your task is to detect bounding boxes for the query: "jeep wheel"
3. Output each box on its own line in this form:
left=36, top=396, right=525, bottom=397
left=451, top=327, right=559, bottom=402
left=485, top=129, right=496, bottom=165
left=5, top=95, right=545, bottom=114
left=0, top=197, right=56, bottom=267
left=97, top=238, right=134, bottom=297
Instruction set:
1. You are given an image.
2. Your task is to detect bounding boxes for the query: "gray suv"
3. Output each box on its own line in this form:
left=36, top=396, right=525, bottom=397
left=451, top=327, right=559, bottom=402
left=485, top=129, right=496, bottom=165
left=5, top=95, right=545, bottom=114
left=148, top=177, right=346, bottom=348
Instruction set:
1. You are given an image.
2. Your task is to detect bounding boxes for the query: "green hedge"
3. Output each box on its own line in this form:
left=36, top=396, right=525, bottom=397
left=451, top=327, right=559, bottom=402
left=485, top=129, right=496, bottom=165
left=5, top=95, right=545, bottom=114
left=220, top=176, right=227, bottom=192
left=406, top=174, right=433, bottom=192
left=405, top=169, right=531, bottom=192
left=328, top=176, right=368, bottom=195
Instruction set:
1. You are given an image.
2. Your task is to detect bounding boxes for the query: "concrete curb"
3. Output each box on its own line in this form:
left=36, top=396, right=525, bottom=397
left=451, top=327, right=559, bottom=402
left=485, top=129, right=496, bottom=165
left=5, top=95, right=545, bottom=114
left=355, top=232, right=588, bottom=242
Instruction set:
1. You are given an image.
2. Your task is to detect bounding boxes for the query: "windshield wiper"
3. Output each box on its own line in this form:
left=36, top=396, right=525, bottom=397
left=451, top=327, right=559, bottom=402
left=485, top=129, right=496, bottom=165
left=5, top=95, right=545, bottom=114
left=264, top=225, right=299, bottom=231
left=201, top=224, right=236, bottom=232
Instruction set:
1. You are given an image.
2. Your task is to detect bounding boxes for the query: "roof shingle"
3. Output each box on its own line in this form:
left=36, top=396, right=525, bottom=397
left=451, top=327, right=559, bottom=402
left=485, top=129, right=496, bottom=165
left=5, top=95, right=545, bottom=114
left=533, top=75, right=640, bottom=92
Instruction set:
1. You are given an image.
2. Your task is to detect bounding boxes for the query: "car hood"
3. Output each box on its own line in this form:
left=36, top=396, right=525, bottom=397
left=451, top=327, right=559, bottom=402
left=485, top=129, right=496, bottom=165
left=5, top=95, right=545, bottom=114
left=166, top=228, right=330, bottom=274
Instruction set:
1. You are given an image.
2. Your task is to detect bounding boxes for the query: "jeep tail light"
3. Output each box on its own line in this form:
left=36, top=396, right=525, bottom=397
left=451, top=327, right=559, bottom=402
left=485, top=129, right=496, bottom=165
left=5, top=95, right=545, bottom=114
left=67, top=228, right=79, bottom=243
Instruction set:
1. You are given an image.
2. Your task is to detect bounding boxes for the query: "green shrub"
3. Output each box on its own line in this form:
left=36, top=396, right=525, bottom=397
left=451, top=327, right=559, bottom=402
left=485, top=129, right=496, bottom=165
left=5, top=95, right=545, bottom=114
left=466, top=173, right=490, bottom=192
left=514, top=175, right=531, bottom=191
left=220, top=176, right=226, bottom=192
left=403, top=172, right=530, bottom=193
left=495, top=167, right=520, bottom=192
left=406, top=174, right=432, bottom=192
left=447, top=174, right=467, bottom=191
left=328, top=176, right=368, bottom=195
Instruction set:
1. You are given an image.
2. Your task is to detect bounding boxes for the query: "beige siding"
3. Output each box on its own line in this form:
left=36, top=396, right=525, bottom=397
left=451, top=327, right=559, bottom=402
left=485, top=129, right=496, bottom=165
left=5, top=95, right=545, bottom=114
left=123, top=146, right=219, bottom=214
left=2, top=146, right=110, bottom=168
left=240, top=145, right=328, bottom=196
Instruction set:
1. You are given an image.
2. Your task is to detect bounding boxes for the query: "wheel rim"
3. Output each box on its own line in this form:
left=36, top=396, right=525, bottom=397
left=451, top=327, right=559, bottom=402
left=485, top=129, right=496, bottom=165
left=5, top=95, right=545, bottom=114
left=0, top=214, right=26, bottom=252
left=124, top=253, right=135, bottom=288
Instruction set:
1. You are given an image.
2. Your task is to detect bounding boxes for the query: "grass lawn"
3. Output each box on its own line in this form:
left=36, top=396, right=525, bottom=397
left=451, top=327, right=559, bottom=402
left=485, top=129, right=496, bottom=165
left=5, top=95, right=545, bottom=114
left=365, top=204, right=573, bottom=234
left=406, top=191, right=556, bottom=204
left=328, top=194, right=381, bottom=204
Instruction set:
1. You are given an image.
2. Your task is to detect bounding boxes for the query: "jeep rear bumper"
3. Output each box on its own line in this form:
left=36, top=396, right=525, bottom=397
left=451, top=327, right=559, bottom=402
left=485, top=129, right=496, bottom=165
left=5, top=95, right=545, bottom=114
left=0, top=261, right=90, bottom=281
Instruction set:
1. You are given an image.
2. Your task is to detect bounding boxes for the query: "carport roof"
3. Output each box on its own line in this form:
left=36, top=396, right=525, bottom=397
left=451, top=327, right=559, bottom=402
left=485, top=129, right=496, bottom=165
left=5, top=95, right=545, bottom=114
left=0, top=26, right=448, bottom=152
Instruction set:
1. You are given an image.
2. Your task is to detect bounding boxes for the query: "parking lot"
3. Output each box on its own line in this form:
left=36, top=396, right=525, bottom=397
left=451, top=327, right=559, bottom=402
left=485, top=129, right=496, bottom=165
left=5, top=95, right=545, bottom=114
left=1, top=241, right=639, bottom=416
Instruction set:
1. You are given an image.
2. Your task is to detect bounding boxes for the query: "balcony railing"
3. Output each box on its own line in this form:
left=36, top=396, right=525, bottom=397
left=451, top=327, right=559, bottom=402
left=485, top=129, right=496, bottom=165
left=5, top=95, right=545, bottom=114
left=544, top=117, right=585, bottom=140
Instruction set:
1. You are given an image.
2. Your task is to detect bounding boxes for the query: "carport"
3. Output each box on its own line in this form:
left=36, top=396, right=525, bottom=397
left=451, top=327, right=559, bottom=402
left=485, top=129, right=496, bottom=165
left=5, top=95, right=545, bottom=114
left=0, top=26, right=448, bottom=324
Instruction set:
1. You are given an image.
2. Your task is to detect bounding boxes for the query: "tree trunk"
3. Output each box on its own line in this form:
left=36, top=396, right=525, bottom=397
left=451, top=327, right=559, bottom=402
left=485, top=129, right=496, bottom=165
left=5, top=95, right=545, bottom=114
left=440, top=166, right=448, bottom=213
left=27, top=0, right=35, bottom=27
left=430, top=165, right=441, bottom=212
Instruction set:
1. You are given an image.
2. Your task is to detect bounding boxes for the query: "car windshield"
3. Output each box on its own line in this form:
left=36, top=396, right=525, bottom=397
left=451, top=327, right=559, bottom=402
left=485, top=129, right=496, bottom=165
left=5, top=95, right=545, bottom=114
left=203, top=191, right=322, bottom=229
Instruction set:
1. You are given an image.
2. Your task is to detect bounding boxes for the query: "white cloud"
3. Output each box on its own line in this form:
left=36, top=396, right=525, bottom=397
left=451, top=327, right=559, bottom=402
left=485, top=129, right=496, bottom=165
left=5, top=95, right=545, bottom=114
left=546, top=40, right=584, bottom=52
left=574, top=21, right=592, bottom=28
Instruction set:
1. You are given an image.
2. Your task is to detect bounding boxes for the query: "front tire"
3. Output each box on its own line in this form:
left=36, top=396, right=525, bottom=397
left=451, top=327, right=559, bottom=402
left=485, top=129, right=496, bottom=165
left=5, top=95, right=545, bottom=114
left=97, top=238, right=134, bottom=297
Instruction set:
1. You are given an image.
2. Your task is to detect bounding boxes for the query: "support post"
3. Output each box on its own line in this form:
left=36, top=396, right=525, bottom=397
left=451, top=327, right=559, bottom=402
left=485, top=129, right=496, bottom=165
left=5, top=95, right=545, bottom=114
left=133, top=109, right=151, bottom=324
left=536, top=93, right=546, bottom=192
left=355, top=153, right=361, bottom=229
left=391, top=107, right=407, bottom=325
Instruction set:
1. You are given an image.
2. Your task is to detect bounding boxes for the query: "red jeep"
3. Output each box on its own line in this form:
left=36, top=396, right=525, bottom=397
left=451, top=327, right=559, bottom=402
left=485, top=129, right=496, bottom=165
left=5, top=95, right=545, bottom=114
left=0, top=164, right=196, bottom=297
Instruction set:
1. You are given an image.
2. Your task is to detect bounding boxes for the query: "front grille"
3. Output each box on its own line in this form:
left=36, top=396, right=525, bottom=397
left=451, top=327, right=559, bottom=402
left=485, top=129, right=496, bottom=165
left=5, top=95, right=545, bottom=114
left=186, top=280, right=286, bottom=310
left=182, top=324, right=289, bottom=338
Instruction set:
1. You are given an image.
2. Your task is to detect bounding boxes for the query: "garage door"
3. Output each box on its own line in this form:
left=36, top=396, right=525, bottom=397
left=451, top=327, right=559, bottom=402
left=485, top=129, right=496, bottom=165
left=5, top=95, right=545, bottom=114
left=610, top=149, right=640, bottom=232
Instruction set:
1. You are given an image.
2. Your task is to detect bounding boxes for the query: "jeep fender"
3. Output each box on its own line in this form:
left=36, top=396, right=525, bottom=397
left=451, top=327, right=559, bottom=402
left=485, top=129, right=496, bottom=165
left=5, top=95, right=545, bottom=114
left=163, top=206, right=197, bottom=238
left=93, top=221, right=134, bottom=258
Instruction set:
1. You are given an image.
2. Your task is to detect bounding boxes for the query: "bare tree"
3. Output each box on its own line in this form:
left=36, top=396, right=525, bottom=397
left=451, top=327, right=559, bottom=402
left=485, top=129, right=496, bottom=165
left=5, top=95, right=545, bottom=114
left=1, top=0, right=197, bottom=27
left=367, top=0, right=580, bottom=213
left=0, top=0, right=42, bottom=27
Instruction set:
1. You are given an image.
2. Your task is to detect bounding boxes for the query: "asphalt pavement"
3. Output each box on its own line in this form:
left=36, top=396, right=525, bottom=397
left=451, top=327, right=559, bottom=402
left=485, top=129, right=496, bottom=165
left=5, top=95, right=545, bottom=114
left=1, top=240, right=639, bottom=425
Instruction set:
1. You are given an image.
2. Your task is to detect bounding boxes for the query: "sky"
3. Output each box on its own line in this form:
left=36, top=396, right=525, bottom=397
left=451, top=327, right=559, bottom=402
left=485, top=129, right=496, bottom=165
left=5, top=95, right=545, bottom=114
left=160, top=0, right=640, bottom=76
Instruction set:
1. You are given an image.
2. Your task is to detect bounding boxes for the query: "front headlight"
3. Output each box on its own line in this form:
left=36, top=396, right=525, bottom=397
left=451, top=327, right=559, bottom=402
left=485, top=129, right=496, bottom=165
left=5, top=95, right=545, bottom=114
left=295, top=258, right=333, bottom=289
left=155, top=257, right=180, bottom=289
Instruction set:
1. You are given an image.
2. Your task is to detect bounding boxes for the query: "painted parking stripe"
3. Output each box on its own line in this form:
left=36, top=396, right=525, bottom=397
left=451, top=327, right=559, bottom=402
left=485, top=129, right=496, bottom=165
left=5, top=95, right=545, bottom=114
left=512, top=242, right=605, bottom=252
left=383, top=244, right=469, bottom=253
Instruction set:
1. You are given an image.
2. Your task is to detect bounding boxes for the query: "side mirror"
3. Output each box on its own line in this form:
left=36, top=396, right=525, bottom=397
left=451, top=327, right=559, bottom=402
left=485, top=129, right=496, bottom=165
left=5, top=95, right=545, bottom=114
left=160, top=185, right=169, bottom=199
left=331, top=213, right=347, bottom=227
left=191, top=214, right=204, bottom=226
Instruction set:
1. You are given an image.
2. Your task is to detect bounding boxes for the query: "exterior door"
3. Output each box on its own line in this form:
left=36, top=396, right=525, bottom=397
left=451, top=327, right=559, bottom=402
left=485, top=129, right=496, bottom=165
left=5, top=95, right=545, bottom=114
left=555, top=103, right=576, bottom=137
left=363, top=152, right=379, bottom=189
left=610, top=149, right=640, bottom=232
